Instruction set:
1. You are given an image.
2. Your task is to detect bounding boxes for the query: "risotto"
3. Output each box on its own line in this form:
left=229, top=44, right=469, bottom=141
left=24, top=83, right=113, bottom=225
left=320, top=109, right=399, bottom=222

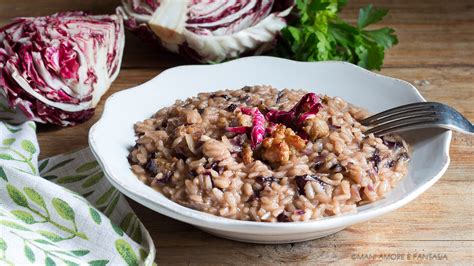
left=128, top=86, right=410, bottom=222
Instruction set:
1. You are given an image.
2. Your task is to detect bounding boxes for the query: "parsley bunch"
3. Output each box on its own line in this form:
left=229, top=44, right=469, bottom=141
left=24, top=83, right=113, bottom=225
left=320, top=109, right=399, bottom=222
left=275, top=0, right=398, bottom=70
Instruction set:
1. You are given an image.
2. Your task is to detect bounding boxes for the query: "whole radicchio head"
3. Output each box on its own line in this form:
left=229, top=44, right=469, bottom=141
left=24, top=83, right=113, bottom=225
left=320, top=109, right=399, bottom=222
left=0, top=11, right=125, bottom=126
left=118, top=0, right=295, bottom=63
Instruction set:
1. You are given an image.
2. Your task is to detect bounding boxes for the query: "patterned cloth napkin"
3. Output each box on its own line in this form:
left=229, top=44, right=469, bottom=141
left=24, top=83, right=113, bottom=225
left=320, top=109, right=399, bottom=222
left=0, top=103, right=155, bottom=265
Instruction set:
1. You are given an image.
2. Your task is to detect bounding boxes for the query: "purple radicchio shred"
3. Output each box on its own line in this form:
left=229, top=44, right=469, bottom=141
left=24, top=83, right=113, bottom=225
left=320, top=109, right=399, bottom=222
left=153, top=171, right=173, bottom=185
left=313, top=155, right=326, bottom=170
left=242, top=86, right=252, bottom=92
left=127, top=153, right=134, bottom=164
left=209, top=94, right=231, bottom=100
left=229, top=135, right=246, bottom=153
left=240, top=95, right=250, bottom=102
left=145, top=159, right=159, bottom=175
left=247, top=193, right=257, bottom=202
left=328, top=124, right=341, bottom=131
left=225, top=103, right=238, bottom=112
left=188, top=170, right=198, bottom=178
left=399, top=152, right=410, bottom=161
left=174, top=146, right=188, bottom=160
left=277, top=212, right=291, bottom=222
left=382, top=136, right=403, bottom=149
left=276, top=90, right=284, bottom=103
left=161, top=120, right=168, bottom=128
left=226, top=126, right=251, bottom=135
left=370, top=149, right=381, bottom=172
left=241, top=107, right=266, bottom=149
left=147, top=152, right=156, bottom=160
left=329, top=163, right=346, bottom=173
left=387, top=160, right=396, bottom=168
left=218, top=167, right=225, bottom=175
left=295, top=210, right=305, bottom=215
left=251, top=176, right=277, bottom=200
left=205, top=161, right=224, bottom=174
left=256, top=176, right=277, bottom=188
left=328, top=117, right=341, bottom=131
left=295, top=174, right=332, bottom=195
left=203, top=172, right=216, bottom=188
left=265, top=93, right=322, bottom=138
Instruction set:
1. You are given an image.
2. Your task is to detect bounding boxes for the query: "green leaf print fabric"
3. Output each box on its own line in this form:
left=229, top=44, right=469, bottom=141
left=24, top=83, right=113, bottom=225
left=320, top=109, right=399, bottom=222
left=0, top=119, right=155, bottom=264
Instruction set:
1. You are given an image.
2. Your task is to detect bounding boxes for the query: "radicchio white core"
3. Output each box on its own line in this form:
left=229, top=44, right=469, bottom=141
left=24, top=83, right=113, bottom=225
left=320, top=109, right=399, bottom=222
left=119, top=0, right=294, bottom=62
left=0, top=12, right=125, bottom=126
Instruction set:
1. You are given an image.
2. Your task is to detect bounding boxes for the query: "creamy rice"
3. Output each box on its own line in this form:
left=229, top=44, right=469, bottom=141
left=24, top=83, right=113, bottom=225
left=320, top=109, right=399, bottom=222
left=129, top=86, right=410, bottom=222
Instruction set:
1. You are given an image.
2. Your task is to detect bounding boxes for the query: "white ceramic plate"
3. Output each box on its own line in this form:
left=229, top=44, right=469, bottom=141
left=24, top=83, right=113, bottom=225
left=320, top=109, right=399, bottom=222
left=89, top=56, right=451, bottom=244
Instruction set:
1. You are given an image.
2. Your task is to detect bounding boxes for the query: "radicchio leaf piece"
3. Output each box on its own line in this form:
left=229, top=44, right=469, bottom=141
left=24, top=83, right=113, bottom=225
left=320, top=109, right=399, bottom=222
left=294, top=174, right=332, bottom=195
left=152, top=171, right=173, bottom=185
left=256, top=176, right=277, bottom=188
left=277, top=212, right=291, bottom=222
left=240, top=107, right=266, bottom=149
left=370, top=149, right=382, bottom=172
left=266, top=92, right=322, bottom=137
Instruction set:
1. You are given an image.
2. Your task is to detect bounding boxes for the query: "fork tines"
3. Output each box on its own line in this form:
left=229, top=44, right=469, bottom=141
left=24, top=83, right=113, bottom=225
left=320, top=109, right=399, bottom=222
left=361, top=102, right=442, bottom=136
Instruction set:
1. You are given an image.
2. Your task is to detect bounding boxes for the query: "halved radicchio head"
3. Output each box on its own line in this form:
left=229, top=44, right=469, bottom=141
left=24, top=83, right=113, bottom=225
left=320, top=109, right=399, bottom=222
left=118, top=0, right=294, bottom=63
left=0, top=11, right=125, bottom=126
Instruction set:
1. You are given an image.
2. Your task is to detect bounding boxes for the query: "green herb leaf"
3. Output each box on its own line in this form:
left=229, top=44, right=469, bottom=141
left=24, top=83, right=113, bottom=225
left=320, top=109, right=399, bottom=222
left=357, top=4, right=388, bottom=28
left=363, top=27, right=398, bottom=48
left=275, top=1, right=397, bottom=70
left=356, top=39, right=385, bottom=70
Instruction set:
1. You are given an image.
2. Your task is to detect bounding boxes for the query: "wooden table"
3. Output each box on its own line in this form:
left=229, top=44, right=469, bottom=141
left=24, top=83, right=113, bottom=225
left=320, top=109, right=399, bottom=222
left=1, top=0, right=473, bottom=264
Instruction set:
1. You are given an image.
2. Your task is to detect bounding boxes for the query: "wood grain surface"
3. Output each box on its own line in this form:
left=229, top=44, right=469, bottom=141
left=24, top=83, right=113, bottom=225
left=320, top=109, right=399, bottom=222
left=1, top=0, right=473, bottom=264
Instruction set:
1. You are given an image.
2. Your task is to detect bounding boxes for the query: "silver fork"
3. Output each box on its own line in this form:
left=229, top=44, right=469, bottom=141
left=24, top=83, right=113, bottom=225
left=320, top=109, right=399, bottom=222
left=361, top=102, right=474, bottom=136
